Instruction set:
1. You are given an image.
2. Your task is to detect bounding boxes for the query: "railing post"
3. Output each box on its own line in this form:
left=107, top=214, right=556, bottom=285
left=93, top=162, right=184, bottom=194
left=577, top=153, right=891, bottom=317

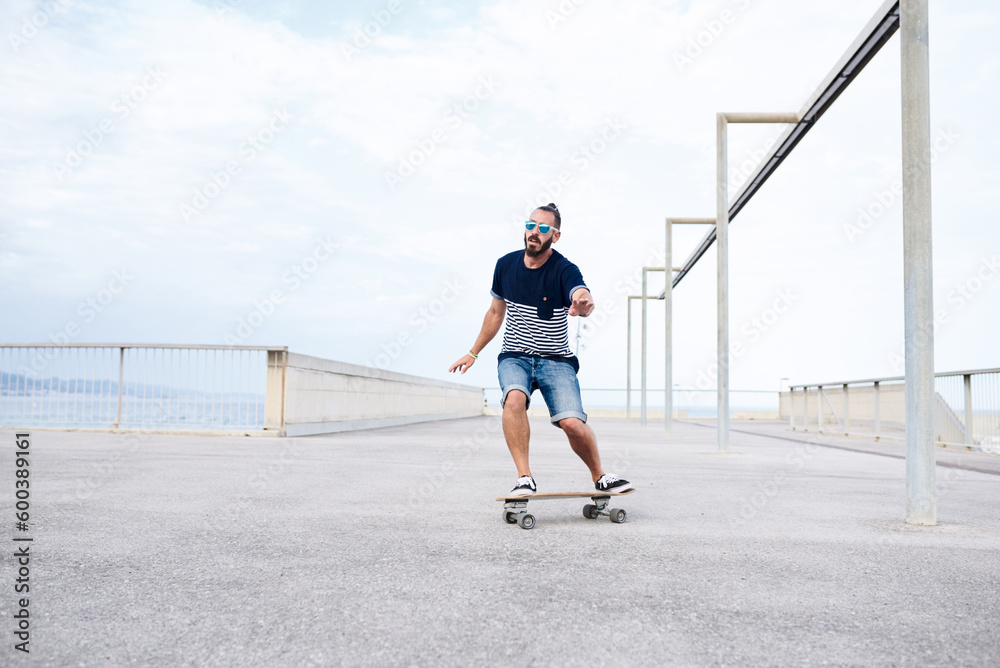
left=790, top=386, right=796, bottom=431
left=874, top=381, right=881, bottom=441
left=265, top=349, right=287, bottom=435
left=802, top=387, right=808, bottom=431
left=843, top=383, right=850, bottom=435
left=963, top=373, right=973, bottom=446
left=114, top=346, right=124, bottom=430
left=817, top=385, right=823, bottom=433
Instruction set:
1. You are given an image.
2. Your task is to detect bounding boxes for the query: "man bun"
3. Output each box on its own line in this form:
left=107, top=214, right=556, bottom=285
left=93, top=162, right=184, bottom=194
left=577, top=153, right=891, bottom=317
left=536, top=203, right=561, bottom=229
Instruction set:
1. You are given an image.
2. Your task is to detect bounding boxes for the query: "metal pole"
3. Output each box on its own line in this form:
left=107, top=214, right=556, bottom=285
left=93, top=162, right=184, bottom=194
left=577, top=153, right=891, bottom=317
left=626, top=297, right=632, bottom=420
left=716, top=113, right=729, bottom=452
left=665, top=219, right=673, bottom=436
left=661, top=218, right=713, bottom=432
left=114, top=346, right=124, bottom=429
left=963, top=373, right=973, bottom=446
left=711, top=114, right=794, bottom=450
left=641, top=268, right=648, bottom=426
left=901, top=0, right=936, bottom=526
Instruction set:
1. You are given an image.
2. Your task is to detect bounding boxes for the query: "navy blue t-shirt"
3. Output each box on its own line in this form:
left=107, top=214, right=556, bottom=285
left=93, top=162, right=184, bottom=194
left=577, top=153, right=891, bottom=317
left=490, top=249, right=588, bottom=372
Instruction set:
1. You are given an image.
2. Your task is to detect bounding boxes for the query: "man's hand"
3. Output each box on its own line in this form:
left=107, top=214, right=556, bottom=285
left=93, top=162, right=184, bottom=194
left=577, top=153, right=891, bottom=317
left=568, top=288, right=595, bottom=317
left=449, top=299, right=504, bottom=375
left=448, top=353, right=477, bottom=374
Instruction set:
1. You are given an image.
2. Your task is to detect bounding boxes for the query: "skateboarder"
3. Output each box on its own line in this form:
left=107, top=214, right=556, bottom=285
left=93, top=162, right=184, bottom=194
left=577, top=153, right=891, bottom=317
left=448, top=203, right=632, bottom=497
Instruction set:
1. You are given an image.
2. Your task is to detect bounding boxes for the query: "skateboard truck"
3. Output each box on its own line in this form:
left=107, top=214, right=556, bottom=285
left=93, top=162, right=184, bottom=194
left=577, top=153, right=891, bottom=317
left=502, top=500, right=535, bottom=530
left=581, top=495, right=627, bottom=523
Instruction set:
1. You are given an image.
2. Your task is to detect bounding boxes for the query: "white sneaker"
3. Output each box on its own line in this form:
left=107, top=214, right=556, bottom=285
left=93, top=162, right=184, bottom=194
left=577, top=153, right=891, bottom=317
left=595, top=473, right=632, bottom=493
left=509, top=476, right=537, bottom=496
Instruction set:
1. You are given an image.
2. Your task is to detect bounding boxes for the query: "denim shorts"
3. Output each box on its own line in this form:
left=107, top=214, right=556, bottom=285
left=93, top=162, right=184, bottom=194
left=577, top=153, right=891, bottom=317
left=498, top=355, right=587, bottom=426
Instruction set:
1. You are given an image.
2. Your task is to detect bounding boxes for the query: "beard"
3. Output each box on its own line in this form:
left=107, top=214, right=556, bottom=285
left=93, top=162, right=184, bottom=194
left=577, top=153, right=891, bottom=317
left=524, top=235, right=552, bottom=257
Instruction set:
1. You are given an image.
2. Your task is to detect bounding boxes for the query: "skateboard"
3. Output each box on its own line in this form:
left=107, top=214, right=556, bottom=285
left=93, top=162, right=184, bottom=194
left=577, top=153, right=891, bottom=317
left=495, top=489, right=636, bottom=530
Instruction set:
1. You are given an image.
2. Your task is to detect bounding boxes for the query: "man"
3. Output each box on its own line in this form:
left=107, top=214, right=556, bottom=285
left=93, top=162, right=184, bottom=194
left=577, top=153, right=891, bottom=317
left=448, top=203, right=632, bottom=496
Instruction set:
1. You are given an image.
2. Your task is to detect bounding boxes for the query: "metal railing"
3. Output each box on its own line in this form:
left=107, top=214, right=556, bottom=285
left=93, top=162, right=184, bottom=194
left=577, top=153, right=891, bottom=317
left=787, top=368, right=1000, bottom=454
left=484, top=388, right=779, bottom=419
left=0, top=344, right=285, bottom=431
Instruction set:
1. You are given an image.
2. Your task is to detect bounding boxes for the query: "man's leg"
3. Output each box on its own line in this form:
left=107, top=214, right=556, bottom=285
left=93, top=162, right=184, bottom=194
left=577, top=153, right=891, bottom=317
left=502, top=389, right=532, bottom=478
left=559, top=418, right=603, bottom=483
left=535, top=358, right=604, bottom=482
left=498, top=357, right=534, bottom=480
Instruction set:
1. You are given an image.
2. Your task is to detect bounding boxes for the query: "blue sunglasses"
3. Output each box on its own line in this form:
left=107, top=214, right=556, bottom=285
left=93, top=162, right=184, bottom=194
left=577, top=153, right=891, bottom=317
left=525, top=220, right=556, bottom=235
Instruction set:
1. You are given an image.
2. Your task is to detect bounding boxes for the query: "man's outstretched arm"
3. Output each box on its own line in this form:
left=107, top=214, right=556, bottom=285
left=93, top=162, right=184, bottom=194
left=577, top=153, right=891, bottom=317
left=448, top=297, right=506, bottom=374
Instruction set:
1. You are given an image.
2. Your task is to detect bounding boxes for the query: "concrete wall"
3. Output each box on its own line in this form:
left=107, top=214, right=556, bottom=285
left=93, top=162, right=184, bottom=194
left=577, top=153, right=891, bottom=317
left=282, top=353, right=483, bottom=436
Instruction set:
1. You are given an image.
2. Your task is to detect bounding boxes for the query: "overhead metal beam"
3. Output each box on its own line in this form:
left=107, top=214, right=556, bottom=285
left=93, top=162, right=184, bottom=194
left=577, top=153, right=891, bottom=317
left=664, top=0, right=901, bottom=295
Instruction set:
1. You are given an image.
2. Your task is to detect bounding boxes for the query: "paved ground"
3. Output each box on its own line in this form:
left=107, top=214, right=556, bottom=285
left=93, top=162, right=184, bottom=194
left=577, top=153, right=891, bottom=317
left=1, top=418, right=998, bottom=667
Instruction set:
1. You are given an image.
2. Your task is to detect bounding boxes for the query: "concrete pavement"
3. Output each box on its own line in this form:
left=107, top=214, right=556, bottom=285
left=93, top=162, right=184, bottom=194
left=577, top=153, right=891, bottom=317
left=1, top=418, right=998, bottom=666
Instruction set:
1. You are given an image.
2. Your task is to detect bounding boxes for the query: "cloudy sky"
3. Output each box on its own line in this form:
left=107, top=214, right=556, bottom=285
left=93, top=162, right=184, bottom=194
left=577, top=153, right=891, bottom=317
left=1, top=0, right=997, bottom=395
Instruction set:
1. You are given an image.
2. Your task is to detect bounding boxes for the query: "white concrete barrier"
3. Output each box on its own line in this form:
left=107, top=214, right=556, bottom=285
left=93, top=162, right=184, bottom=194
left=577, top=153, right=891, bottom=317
left=278, top=352, right=483, bottom=436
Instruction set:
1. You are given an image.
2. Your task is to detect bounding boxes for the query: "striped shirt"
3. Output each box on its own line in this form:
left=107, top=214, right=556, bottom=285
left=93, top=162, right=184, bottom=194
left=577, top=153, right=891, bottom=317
left=490, top=249, right=588, bottom=372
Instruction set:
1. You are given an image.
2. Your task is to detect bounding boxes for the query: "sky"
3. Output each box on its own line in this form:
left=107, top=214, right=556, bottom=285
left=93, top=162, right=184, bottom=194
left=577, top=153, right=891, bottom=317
left=1, top=0, right=997, bottom=395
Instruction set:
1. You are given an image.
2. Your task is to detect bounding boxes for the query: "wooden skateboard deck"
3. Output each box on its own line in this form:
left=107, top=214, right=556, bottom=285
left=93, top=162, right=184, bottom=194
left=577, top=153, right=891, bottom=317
left=497, top=488, right=635, bottom=530
left=495, top=489, right=636, bottom=502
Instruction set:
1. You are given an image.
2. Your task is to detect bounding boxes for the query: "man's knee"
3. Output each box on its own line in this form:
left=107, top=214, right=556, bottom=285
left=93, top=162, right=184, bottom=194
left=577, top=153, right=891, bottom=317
left=503, top=390, right=528, bottom=413
left=559, top=417, right=587, bottom=438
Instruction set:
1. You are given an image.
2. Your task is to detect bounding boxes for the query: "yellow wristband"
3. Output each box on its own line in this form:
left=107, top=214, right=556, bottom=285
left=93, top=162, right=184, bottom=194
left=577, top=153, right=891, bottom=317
left=468, top=350, right=478, bottom=359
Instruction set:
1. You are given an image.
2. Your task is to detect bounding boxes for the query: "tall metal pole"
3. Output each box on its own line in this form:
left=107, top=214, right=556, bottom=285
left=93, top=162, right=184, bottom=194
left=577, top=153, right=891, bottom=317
left=626, top=297, right=632, bottom=420
left=712, top=114, right=795, bottom=450
left=662, top=218, right=714, bottom=434
left=901, top=0, right=936, bottom=525
left=716, top=114, right=729, bottom=452
left=641, top=268, right=648, bottom=426
left=664, top=220, right=673, bottom=436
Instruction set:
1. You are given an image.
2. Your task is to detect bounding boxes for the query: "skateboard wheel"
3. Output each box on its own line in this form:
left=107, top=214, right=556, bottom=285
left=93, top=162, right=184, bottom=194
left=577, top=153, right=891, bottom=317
left=518, top=513, right=535, bottom=530
left=504, top=511, right=518, bottom=524
left=583, top=504, right=599, bottom=519
left=610, top=508, right=627, bottom=524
